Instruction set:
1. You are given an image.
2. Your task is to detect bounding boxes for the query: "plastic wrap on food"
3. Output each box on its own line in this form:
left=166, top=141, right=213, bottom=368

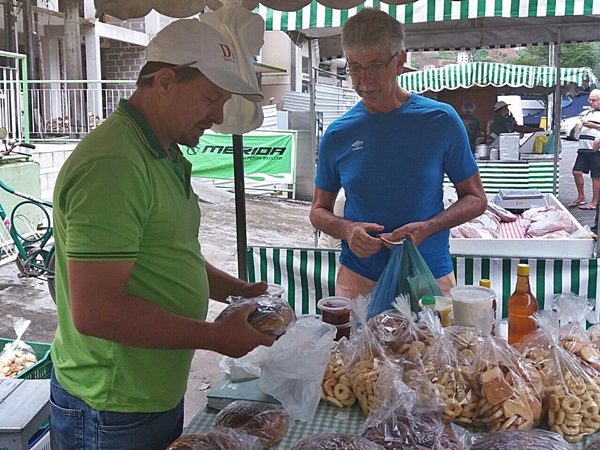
left=486, top=202, right=518, bottom=222
left=0, top=317, right=37, bottom=379
left=520, top=311, right=600, bottom=443
left=361, top=368, right=464, bottom=450
left=166, top=427, right=262, bottom=450
left=216, top=295, right=296, bottom=336
left=586, top=436, right=600, bottom=450
left=470, top=313, right=543, bottom=432
left=457, top=223, right=483, bottom=239
left=290, top=432, right=386, bottom=450
left=214, top=400, right=289, bottom=448
left=469, top=429, right=570, bottom=450
left=419, top=309, right=480, bottom=426
left=526, top=211, right=576, bottom=237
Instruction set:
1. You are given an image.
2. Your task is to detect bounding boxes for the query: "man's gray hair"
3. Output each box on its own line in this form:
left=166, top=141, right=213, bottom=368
left=341, top=8, right=405, bottom=55
left=462, top=101, right=476, bottom=113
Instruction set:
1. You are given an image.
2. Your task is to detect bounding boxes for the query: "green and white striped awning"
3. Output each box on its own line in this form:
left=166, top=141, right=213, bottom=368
left=256, top=0, right=600, bottom=53
left=399, top=62, right=598, bottom=93
left=258, top=0, right=600, bottom=30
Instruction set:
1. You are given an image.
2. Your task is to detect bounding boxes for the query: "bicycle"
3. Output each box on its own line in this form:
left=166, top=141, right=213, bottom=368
left=0, top=128, right=55, bottom=302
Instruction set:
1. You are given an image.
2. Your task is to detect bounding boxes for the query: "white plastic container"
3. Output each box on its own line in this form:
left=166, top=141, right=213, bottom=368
left=449, top=285, right=496, bottom=333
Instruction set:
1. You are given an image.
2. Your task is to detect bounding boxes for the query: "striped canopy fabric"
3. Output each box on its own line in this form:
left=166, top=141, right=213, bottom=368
left=256, top=0, right=600, bottom=52
left=399, top=63, right=598, bottom=94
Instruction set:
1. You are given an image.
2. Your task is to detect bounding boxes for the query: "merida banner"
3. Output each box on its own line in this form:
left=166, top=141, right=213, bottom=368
left=184, top=130, right=296, bottom=183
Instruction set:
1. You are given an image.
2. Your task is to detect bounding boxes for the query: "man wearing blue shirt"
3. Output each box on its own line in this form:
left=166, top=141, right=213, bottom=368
left=310, top=8, right=487, bottom=299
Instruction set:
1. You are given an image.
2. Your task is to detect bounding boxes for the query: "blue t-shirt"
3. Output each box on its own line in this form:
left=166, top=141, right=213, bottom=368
left=315, top=93, right=478, bottom=281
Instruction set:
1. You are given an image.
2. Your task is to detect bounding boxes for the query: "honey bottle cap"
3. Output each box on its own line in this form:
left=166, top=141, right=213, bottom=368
left=479, top=279, right=491, bottom=288
left=517, top=264, right=530, bottom=276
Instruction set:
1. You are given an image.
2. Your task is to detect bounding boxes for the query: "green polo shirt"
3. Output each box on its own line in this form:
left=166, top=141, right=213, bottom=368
left=51, top=99, right=209, bottom=412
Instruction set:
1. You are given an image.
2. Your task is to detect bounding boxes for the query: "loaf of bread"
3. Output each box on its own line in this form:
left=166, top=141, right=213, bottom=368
left=217, top=296, right=295, bottom=336
left=215, top=400, right=289, bottom=448
left=470, top=429, right=571, bottom=450
left=290, top=432, right=385, bottom=450
left=166, top=427, right=261, bottom=450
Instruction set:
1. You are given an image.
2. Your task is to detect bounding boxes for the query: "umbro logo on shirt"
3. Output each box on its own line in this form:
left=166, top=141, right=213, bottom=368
left=351, top=140, right=364, bottom=151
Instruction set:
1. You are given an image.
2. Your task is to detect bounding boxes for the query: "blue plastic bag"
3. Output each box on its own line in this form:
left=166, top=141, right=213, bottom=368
left=367, top=244, right=404, bottom=320
left=366, top=239, right=443, bottom=320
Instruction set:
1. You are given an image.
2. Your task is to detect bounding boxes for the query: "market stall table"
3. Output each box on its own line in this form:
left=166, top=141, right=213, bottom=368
left=0, top=379, right=50, bottom=450
left=185, top=400, right=365, bottom=449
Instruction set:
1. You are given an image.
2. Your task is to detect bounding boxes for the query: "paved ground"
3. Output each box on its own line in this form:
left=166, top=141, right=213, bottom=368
left=1, top=138, right=597, bottom=427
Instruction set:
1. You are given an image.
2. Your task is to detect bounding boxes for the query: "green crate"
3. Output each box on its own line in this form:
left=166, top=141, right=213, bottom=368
left=0, top=337, right=52, bottom=380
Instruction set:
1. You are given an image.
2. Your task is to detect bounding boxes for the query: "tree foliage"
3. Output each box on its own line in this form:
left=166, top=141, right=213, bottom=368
left=509, top=43, right=599, bottom=72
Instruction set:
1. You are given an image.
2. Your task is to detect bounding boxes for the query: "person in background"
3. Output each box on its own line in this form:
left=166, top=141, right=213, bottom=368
left=459, top=101, right=483, bottom=152
left=49, top=19, right=276, bottom=450
left=309, top=8, right=487, bottom=300
left=486, top=101, right=543, bottom=144
left=569, top=89, right=600, bottom=211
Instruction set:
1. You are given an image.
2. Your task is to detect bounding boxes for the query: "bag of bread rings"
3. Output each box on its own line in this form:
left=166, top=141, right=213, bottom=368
left=362, top=366, right=465, bottom=450
left=0, top=317, right=37, bottom=379
left=214, top=400, right=289, bottom=448
left=216, top=295, right=296, bottom=337
left=469, top=310, right=543, bottom=432
left=522, top=311, right=600, bottom=444
left=166, top=426, right=262, bottom=450
left=553, top=294, right=600, bottom=373
left=419, top=308, right=481, bottom=426
left=366, top=295, right=434, bottom=361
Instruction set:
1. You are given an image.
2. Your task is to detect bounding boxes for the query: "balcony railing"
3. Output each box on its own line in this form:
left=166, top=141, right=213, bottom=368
left=28, top=80, right=136, bottom=140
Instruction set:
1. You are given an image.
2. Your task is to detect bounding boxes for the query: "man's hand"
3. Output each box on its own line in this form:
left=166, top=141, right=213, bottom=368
left=583, top=121, right=599, bottom=130
left=238, top=281, right=268, bottom=299
left=212, top=302, right=276, bottom=358
left=380, top=221, right=429, bottom=248
left=345, top=222, right=385, bottom=258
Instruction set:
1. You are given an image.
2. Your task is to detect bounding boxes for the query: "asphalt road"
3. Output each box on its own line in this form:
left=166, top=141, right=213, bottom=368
left=0, top=137, right=596, bottom=426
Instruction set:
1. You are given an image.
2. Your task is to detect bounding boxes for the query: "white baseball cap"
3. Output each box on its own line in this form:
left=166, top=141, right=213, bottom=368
left=145, top=19, right=263, bottom=103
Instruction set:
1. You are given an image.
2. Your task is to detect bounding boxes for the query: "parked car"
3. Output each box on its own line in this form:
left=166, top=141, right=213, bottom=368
left=560, top=110, right=588, bottom=140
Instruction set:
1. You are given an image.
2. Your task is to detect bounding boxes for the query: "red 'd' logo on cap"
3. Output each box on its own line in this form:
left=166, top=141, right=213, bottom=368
left=220, top=44, right=236, bottom=62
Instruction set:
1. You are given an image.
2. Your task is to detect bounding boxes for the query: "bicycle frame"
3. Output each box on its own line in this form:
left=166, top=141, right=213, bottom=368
left=0, top=178, right=55, bottom=279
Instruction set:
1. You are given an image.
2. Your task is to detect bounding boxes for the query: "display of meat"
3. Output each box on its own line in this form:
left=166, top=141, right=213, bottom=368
left=486, top=203, right=518, bottom=222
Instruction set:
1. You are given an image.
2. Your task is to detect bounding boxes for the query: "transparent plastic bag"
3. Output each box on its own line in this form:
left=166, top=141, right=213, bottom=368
left=290, top=432, right=385, bottom=450
left=216, top=295, right=296, bottom=336
left=470, top=311, right=543, bottom=432
left=361, top=367, right=465, bottom=450
left=0, top=317, right=37, bottom=378
left=419, top=309, right=480, bottom=425
left=469, top=428, right=570, bottom=450
left=166, top=427, right=262, bottom=450
left=526, top=311, right=600, bottom=444
left=214, top=400, right=289, bottom=448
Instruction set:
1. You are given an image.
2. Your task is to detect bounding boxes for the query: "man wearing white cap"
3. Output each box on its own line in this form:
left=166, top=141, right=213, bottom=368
left=50, top=19, right=274, bottom=450
left=486, top=100, right=543, bottom=144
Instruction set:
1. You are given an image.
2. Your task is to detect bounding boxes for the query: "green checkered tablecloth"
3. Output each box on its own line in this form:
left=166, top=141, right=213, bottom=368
left=184, top=402, right=366, bottom=448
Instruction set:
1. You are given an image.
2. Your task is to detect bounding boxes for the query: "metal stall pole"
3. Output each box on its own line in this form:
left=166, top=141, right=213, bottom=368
left=233, top=133, right=248, bottom=281
left=552, top=29, right=561, bottom=196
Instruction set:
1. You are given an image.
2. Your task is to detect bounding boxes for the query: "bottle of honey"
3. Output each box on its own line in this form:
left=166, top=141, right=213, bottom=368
left=479, top=279, right=497, bottom=335
left=507, top=264, right=538, bottom=344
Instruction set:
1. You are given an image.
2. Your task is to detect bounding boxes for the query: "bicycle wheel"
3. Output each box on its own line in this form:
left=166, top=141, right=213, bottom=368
left=47, top=251, right=56, bottom=304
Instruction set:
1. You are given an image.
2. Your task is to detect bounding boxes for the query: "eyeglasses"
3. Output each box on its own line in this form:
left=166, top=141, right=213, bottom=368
left=345, top=52, right=398, bottom=76
left=589, top=97, right=600, bottom=102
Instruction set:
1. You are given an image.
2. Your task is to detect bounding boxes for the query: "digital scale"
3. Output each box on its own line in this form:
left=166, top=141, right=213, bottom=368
left=491, top=188, right=549, bottom=212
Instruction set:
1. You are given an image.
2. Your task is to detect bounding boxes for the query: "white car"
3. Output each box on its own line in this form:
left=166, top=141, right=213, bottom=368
left=560, top=111, right=587, bottom=141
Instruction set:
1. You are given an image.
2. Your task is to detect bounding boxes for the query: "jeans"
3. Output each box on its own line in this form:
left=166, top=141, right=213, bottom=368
left=50, top=369, right=183, bottom=450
